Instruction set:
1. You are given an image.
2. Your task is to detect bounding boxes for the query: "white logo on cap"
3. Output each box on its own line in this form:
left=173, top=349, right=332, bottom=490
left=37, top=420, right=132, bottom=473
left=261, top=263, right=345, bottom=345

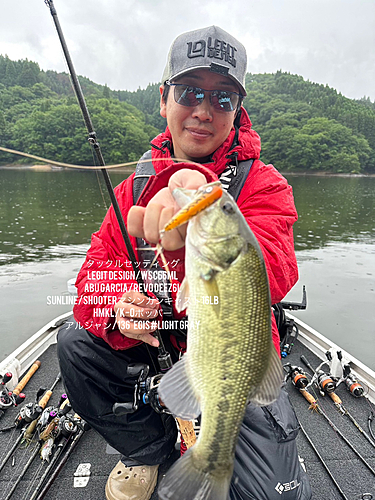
left=187, top=37, right=237, bottom=67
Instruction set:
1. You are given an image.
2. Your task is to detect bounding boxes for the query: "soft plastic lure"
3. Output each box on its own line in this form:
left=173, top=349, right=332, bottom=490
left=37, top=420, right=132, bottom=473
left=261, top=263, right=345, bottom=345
left=162, top=181, right=223, bottom=233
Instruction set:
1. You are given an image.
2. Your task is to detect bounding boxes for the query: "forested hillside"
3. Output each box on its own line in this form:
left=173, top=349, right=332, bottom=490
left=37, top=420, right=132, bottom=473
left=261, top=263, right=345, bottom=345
left=1, top=55, right=374, bottom=172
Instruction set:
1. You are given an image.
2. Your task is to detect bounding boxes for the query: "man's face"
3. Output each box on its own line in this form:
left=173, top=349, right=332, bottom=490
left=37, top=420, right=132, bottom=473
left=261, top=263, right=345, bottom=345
left=160, top=68, right=239, bottom=162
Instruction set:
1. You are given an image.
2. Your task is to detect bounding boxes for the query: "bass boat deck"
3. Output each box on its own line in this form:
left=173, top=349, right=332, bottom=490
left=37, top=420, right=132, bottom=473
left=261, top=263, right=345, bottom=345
left=0, top=311, right=374, bottom=500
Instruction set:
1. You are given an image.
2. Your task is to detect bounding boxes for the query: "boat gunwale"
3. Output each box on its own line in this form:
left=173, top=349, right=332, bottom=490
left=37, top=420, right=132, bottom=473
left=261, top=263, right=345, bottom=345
left=2, top=311, right=374, bottom=404
left=0, top=311, right=73, bottom=376
left=288, top=312, right=375, bottom=403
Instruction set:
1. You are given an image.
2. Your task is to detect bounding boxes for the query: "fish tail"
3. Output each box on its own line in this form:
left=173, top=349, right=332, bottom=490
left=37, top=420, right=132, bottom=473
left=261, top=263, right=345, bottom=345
left=158, top=448, right=231, bottom=500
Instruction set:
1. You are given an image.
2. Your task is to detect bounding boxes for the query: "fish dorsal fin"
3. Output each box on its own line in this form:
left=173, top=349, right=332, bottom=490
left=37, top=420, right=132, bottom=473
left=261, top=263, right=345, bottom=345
left=158, top=355, right=201, bottom=420
left=250, top=346, right=284, bottom=406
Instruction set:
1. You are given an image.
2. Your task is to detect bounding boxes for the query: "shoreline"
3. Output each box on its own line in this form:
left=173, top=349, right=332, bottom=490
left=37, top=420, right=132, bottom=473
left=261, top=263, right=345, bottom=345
left=0, top=163, right=136, bottom=173
left=1, top=163, right=374, bottom=177
left=281, top=171, right=375, bottom=178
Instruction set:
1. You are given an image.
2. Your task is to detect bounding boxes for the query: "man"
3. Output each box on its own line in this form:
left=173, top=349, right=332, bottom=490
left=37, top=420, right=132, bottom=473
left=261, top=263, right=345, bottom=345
left=57, top=26, right=311, bottom=500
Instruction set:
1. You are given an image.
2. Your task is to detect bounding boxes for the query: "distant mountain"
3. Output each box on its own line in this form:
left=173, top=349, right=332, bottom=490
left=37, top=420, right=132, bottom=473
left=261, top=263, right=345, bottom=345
left=1, top=55, right=374, bottom=172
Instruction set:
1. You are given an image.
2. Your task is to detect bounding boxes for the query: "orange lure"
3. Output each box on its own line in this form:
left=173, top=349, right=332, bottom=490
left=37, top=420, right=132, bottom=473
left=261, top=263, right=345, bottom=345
left=162, top=181, right=223, bottom=233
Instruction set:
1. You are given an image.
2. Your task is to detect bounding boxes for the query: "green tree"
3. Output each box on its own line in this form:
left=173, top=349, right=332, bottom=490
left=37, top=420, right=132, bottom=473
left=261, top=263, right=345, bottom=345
left=290, top=118, right=370, bottom=172
left=2, top=56, right=375, bottom=172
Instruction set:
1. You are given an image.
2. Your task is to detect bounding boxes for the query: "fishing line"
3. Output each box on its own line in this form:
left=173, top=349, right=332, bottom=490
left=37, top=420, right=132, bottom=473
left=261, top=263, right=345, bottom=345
left=299, top=422, right=350, bottom=500
left=301, top=359, right=373, bottom=468
left=0, top=146, right=136, bottom=169
left=0, top=146, right=202, bottom=170
left=95, top=169, right=109, bottom=211
left=1, top=440, right=39, bottom=500
left=0, top=427, right=18, bottom=465
left=3, top=440, right=41, bottom=500
left=21, top=456, right=46, bottom=500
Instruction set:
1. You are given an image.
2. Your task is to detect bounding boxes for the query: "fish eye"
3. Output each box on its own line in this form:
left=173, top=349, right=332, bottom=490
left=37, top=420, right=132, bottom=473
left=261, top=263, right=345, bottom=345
left=222, top=202, right=235, bottom=215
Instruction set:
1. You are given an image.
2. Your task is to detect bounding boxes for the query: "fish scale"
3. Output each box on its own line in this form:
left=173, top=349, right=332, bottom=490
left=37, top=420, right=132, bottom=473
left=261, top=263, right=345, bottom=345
left=158, top=185, right=283, bottom=500
left=188, top=247, right=271, bottom=473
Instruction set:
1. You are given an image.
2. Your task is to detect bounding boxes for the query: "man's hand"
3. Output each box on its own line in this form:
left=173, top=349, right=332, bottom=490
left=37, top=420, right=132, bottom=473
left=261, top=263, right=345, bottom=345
left=128, top=169, right=207, bottom=250
left=114, top=291, right=160, bottom=347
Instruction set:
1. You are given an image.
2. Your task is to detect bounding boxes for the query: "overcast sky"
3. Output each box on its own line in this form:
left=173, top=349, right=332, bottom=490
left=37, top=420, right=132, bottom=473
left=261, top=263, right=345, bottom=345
left=1, top=0, right=374, bottom=102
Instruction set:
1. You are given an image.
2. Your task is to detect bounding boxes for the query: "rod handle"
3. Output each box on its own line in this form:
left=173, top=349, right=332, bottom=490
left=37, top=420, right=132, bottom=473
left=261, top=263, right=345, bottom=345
left=176, top=418, right=196, bottom=449
left=38, top=390, right=53, bottom=409
left=13, top=361, right=41, bottom=396
left=300, top=389, right=317, bottom=405
left=330, top=392, right=342, bottom=405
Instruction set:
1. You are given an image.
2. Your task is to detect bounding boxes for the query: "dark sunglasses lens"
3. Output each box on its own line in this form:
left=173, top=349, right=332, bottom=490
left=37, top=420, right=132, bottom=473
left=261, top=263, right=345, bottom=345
left=174, top=86, right=204, bottom=107
left=173, top=85, right=239, bottom=112
left=211, top=91, right=238, bottom=112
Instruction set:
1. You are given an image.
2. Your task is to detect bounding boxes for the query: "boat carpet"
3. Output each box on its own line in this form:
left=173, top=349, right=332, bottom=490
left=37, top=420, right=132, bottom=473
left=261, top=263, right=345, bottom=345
left=0, top=339, right=374, bottom=499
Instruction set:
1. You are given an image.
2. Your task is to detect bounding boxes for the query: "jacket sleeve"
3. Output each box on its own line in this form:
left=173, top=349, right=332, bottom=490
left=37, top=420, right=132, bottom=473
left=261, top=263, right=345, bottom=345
left=73, top=162, right=219, bottom=351
left=73, top=174, right=150, bottom=350
left=237, top=160, right=299, bottom=305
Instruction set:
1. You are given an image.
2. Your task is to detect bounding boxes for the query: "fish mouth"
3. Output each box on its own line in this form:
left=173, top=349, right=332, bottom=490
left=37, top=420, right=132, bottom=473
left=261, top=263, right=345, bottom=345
left=189, top=231, right=243, bottom=272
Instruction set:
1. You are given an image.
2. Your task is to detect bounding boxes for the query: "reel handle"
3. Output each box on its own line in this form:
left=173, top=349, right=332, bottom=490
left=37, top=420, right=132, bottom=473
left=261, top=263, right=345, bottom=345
left=112, top=402, right=136, bottom=415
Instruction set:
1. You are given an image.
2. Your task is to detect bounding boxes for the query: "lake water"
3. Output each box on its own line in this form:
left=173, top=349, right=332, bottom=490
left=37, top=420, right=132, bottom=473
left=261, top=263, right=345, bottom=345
left=0, top=169, right=374, bottom=370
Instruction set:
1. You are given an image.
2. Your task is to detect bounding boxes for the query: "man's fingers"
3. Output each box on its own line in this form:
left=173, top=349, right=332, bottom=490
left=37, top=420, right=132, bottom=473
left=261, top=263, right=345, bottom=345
left=128, top=172, right=207, bottom=244
left=150, top=187, right=175, bottom=206
left=116, top=318, right=160, bottom=347
left=116, top=306, right=159, bottom=319
left=127, top=206, right=146, bottom=238
left=159, top=207, right=186, bottom=250
left=143, top=204, right=173, bottom=243
left=168, top=169, right=207, bottom=191
left=117, top=292, right=159, bottom=309
left=136, top=333, right=159, bottom=348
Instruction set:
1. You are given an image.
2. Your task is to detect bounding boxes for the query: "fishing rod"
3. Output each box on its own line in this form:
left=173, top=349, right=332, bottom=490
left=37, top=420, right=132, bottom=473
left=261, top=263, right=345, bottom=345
left=3, top=401, right=72, bottom=500
left=31, top=417, right=90, bottom=500
left=291, top=367, right=375, bottom=476
left=301, top=355, right=375, bottom=447
left=0, top=360, right=41, bottom=418
left=27, top=412, right=79, bottom=500
left=0, top=373, right=61, bottom=473
left=298, top=422, right=349, bottom=500
left=299, top=387, right=375, bottom=475
left=329, top=391, right=375, bottom=448
left=43, top=0, right=172, bottom=371
left=43, top=1, right=204, bottom=451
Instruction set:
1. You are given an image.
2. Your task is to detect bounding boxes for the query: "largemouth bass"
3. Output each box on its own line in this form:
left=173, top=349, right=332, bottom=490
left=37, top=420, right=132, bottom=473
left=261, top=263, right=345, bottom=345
left=158, top=182, right=283, bottom=500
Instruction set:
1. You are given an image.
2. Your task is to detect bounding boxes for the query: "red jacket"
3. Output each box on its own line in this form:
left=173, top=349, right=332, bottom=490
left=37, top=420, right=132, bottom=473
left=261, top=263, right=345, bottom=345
left=73, top=108, right=298, bottom=354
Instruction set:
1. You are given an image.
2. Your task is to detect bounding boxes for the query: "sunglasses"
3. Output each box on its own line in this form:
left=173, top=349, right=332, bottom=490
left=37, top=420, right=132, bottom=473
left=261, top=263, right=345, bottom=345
left=165, top=81, right=243, bottom=113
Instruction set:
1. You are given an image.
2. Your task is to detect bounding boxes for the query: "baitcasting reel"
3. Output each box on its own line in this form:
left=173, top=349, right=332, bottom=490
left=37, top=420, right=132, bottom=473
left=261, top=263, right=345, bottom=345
left=112, top=363, right=168, bottom=416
